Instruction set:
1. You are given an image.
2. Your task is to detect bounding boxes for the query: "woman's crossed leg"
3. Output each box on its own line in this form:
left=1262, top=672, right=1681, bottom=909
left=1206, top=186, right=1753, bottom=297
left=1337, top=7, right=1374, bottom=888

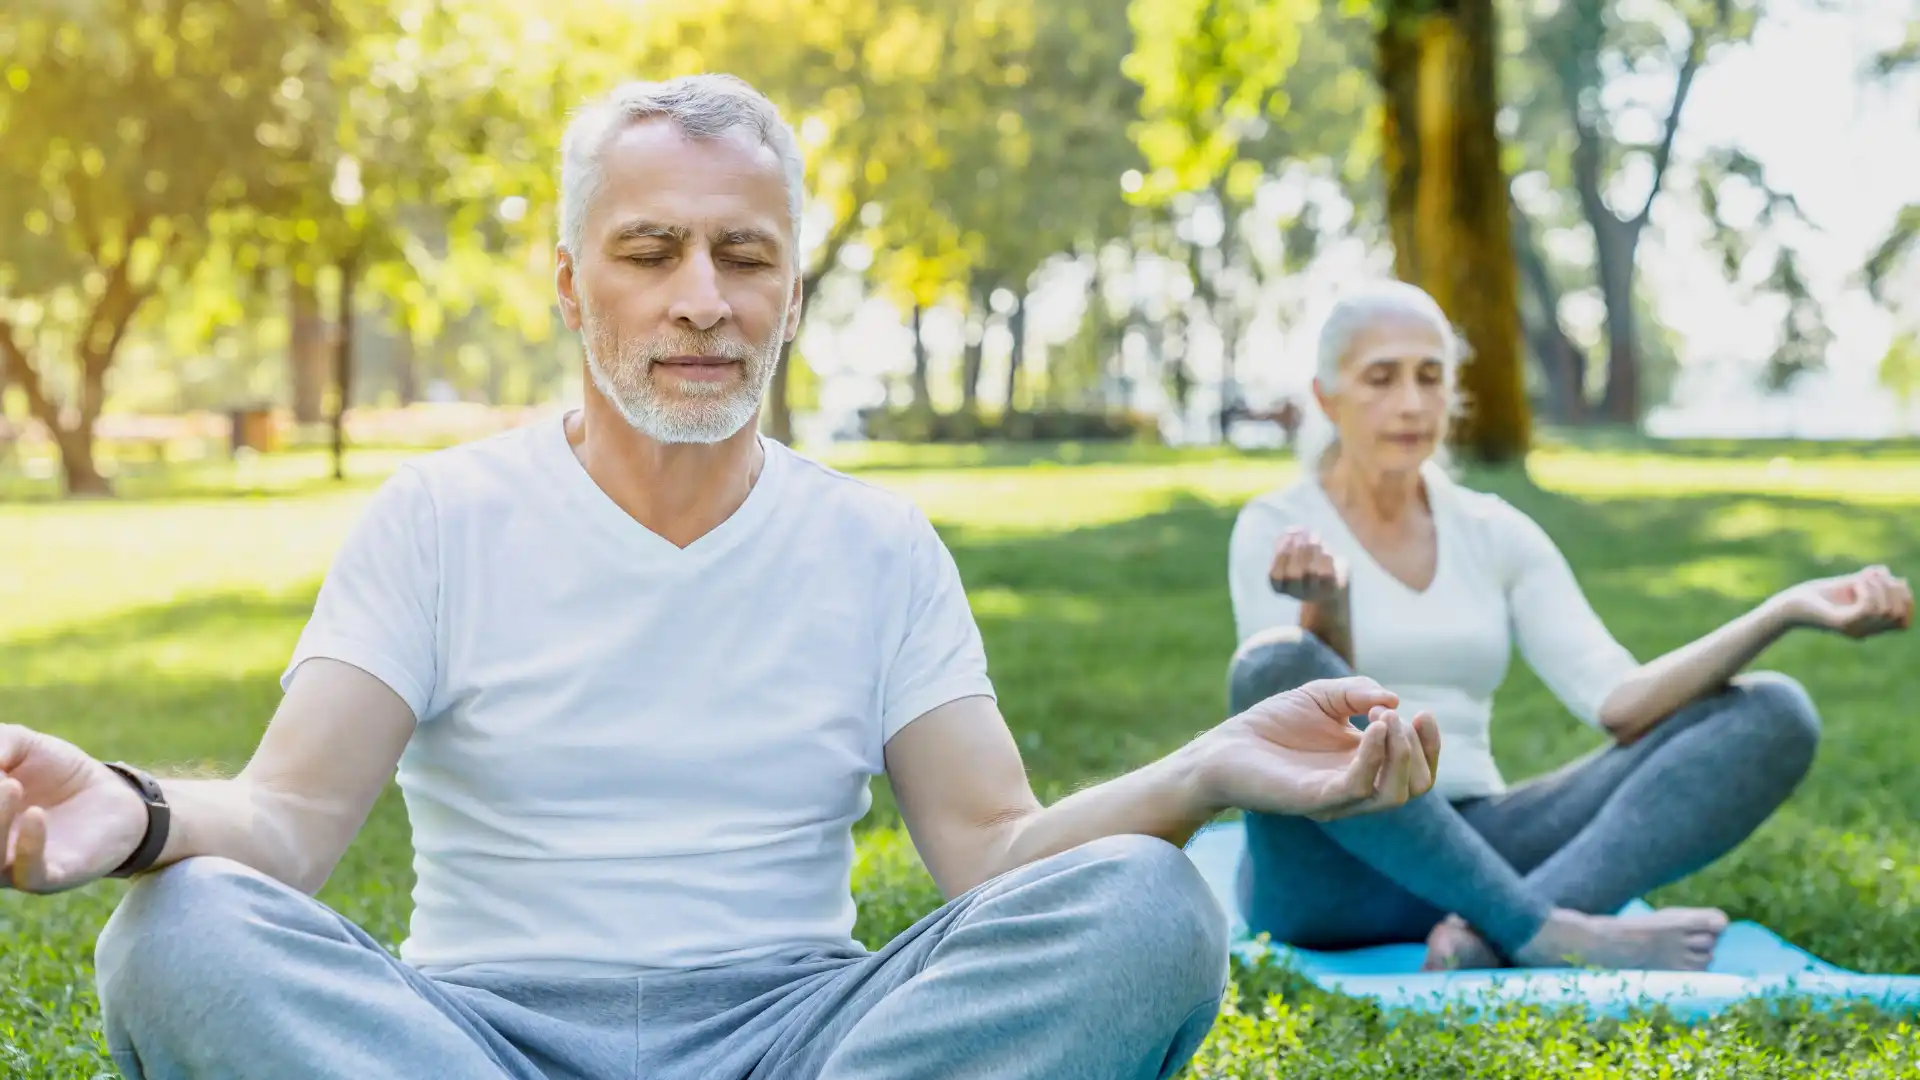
left=1228, top=627, right=1818, bottom=970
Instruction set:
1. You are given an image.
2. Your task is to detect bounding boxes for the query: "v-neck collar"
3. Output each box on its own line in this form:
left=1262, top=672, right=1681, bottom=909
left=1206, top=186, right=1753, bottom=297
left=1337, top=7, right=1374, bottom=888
left=537, top=410, right=785, bottom=567
left=1307, top=460, right=1450, bottom=598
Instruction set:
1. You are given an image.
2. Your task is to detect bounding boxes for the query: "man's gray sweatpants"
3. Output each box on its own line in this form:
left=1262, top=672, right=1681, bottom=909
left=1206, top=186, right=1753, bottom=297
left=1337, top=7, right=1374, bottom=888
left=92, top=833, right=1228, bottom=1080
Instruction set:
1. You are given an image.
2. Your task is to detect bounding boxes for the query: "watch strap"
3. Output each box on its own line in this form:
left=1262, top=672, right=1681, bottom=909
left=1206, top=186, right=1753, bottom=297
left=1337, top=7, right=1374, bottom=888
left=102, top=762, right=170, bottom=879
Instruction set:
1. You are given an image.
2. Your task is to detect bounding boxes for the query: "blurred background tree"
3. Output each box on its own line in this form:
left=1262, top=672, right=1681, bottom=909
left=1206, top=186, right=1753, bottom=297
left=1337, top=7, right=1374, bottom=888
left=2, top=0, right=1914, bottom=494
left=1373, top=0, right=1529, bottom=463
left=1126, top=0, right=1530, bottom=463
left=1, top=0, right=338, bottom=493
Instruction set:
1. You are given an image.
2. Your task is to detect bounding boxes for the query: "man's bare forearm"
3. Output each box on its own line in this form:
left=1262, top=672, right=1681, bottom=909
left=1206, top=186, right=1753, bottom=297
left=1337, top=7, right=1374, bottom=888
left=144, top=777, right=333, bottom=894
left=970, top=745, right=1218, bottom=890
left=135, top=660, right=413, bottom=893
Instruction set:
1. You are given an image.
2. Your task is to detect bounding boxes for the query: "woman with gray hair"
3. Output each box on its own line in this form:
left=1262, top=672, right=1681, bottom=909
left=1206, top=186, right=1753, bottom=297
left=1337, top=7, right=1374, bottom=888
left=1226, top=280, right=1912, bottom=971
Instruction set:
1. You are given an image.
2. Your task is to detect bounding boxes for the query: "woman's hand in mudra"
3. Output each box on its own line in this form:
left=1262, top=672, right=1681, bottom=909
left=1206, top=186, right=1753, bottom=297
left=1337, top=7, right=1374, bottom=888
left=1190, top=676, right=1441, bottom=822
left=1269, top=527, right=1348, bottom=605
left=1774, top=565, right=1913, bottom=639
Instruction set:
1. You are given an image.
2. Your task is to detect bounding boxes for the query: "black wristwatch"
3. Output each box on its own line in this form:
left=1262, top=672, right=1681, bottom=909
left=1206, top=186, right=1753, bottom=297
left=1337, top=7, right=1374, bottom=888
left=102, top=762, right=170, bottom=879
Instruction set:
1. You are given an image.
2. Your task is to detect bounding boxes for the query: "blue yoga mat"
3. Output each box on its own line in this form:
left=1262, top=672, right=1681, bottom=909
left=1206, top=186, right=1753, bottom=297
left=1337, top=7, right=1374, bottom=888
left=1185, top=819, right=1920, bottom=1018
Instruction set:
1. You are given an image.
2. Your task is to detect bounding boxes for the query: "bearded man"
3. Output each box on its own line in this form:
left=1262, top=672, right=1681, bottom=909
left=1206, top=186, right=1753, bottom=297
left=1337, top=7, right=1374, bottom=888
left=0, top=74, right=1439, bottom=1080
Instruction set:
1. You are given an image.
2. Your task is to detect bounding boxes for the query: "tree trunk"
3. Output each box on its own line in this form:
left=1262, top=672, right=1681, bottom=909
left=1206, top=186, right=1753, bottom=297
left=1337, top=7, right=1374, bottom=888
left=2, top=311, right=116, bottom=498
left=1594, top=217, right=1641, bottom=422
left=396, top=332, right=418, bottom=406
left=763, top=306, right=814, bottom=443
left=1378, top=21, right=1426, bottom=287
left=67, top=319, right=116, bottom=497
left=1, top=217, right=177, bottom=496
left=1215, top=277, right=1243, bottom=442
left=766, top=339, right=796, bottom=443
left=1520, top=309, right=1582, bottom=424
left=1510, top=195, right=1587, bottom=422
left=1003, top=289, right=1027, bottom=417
left=1081, top=263, right=1110, bottom=411
left=961, top=281, right=990, bottom=417
left=1554, top=10, right=1703, bottom=425
left=764, top=231, right=856, bottom=445
left=1113, top=314, right=1143, bottom=409
left=55, top=423, right=111, bottom=497
left=960, top=328, right=985, bottom=416
left=332, top=254, right=359, bottom=482
left=1377, top=0, right=1530, bottom=463
left=291, top=275, right=329, bottom=425
left=909, top=302, right=932, bottom=412
left=1158, top=319, right=1195, bottom=412
left=4, top=348, right=115, bottom=498
left=1, top=290, right=133, bottom=498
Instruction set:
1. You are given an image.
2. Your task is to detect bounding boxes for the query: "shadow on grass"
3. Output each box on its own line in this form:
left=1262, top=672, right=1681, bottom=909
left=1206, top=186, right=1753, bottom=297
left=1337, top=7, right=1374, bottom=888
left=3, top=590, right=318, bottom=650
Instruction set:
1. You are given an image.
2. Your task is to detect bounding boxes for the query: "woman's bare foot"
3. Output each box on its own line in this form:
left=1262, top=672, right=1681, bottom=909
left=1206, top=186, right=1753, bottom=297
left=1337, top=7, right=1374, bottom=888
left=1514, top=907, right=1730, bottom=971
left=1422, top=915, right=1503, bottom=971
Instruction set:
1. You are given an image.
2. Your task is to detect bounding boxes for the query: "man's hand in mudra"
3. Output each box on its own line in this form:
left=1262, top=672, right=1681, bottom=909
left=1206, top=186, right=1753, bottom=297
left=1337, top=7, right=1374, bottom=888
left=1188, top=676, right=1440, bottom=821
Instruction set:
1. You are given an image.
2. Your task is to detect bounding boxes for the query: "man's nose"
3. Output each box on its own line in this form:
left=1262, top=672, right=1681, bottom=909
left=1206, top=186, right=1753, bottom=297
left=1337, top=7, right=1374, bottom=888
left=665, top=249, right=730, bottom=331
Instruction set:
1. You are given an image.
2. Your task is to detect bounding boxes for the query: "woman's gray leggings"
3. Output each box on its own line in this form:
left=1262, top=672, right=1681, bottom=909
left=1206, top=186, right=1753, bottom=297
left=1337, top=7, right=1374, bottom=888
left=1229, top=628, right=1822, bottom=958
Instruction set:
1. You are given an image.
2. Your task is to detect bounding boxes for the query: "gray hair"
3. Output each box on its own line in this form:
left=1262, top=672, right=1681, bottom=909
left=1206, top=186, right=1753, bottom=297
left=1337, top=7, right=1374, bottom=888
left=1312, top=279, right=1461, bottom=388
left=558, top=74, right=806, bottom=264
left=1296, top=280, right=1465, bottom=473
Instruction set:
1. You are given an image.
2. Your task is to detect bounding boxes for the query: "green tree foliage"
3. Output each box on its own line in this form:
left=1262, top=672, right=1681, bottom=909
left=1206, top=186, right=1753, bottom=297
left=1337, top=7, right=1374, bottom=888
left=1122, top=0, right=1536, bottom=460
left=1126, top=0, right=1382, bottom=224
left=639, top=0, right=1151, bottom=432
left=1125, top=0, right=1531, bottom=461
left=1864, top=204, right=1920, bottom=304
left=1861, top=26, right=1918, bottom=316
left=1124, top=0, right=1315, bottom=206
left=1501, top=0, right=1824, bottom=419
left=635, top=0, right=987, bottom=442
left=242, top=0, right=569, bottom=477
left=14, top=0, right=1891, bottom=473
left=1122, top=1, right=1347, bottom=440
left=0, top=0, right=338, bottom=493
left=1879, top=332, right=1919, bottom=417
left=880, top=0, right=1148, bottom=417
left=0, top=0, right=571, bottom=492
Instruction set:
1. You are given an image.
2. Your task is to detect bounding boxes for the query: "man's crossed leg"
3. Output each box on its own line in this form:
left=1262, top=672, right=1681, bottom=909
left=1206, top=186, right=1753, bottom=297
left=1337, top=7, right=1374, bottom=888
left=95, top=834, right=1227, bottom=1080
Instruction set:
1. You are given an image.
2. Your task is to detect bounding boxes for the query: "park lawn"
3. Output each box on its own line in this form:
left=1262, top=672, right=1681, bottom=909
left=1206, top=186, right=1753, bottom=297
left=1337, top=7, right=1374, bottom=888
left=2, top=436, right=1919, bottom=1077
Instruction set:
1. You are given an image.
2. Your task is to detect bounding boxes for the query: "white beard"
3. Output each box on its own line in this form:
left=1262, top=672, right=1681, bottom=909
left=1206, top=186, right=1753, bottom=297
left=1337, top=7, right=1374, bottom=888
left=582, top=309, right=785, bottom=445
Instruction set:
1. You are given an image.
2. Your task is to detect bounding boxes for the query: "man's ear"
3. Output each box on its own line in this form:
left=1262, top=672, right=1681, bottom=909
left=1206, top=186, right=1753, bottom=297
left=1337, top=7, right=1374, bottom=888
left=783, top=269, right=804, bottom=342
left=556, top=246, right=583, bottom=332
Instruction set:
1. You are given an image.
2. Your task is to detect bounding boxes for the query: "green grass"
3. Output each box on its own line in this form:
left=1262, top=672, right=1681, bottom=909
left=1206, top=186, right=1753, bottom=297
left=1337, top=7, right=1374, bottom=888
left=2, top=437, right=1918, bottom=1076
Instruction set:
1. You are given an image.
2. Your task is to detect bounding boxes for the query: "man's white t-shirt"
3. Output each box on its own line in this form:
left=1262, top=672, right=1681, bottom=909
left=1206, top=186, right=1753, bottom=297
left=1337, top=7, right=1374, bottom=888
left=280, top=413, right=996, bottom=976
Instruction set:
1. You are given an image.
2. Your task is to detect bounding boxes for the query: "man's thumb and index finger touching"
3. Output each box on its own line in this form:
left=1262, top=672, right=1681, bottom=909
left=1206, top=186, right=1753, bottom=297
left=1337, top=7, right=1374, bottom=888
left=1298, top=675, right=1399, bottom=721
